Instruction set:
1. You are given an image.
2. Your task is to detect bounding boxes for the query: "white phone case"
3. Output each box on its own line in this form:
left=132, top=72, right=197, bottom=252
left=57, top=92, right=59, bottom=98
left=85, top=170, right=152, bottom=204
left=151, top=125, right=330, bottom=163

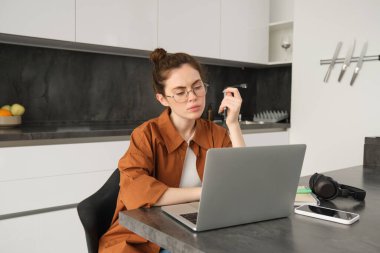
left=294, top=205, right=360, bottom=225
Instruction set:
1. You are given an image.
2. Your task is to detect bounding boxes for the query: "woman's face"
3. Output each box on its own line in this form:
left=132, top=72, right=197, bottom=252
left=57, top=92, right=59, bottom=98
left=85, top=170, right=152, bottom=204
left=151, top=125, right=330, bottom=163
left=156, top=63, right=206, bottom=121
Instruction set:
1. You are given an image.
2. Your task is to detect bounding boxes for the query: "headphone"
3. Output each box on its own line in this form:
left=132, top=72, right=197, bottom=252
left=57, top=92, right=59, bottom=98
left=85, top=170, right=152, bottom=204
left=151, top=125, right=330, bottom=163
left=309, top=173, right=366, bottom=201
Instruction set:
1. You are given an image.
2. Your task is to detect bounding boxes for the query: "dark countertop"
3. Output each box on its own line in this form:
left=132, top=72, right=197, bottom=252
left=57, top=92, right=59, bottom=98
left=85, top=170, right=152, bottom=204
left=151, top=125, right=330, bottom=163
left=0, top=123, right=137, bottom=141
left=119, top=166, right=380, bottom=253
left=0, top=122, right=290, bottom=143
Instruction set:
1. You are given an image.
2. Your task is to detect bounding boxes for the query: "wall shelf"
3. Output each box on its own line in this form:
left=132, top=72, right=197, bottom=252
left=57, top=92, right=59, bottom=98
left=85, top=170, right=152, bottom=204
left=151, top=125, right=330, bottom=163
left=267, top=60, right=292, bottom=66
left=269, top=20, right=293, bottom=63
left=269, top=20, right=293, bottom=32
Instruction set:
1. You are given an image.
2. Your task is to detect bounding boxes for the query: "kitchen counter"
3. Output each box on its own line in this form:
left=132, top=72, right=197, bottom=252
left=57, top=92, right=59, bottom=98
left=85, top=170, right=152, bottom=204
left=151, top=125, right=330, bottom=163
left=0, top=122, right=290, bottom=147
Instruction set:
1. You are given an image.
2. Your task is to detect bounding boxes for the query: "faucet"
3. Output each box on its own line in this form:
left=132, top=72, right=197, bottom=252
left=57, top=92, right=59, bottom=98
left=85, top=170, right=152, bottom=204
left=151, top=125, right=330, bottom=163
left=223, top=83, right=247, bottom=122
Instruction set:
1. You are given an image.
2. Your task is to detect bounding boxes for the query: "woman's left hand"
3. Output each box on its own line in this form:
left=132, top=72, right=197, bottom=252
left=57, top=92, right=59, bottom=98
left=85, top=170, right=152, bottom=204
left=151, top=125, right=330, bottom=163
left=218, top=87, right=242, bottom=127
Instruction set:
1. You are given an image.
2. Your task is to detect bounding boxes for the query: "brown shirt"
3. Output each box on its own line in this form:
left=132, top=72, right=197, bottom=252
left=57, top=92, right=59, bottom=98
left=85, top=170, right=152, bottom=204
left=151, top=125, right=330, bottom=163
left=99, top=108, right=232, bottom=253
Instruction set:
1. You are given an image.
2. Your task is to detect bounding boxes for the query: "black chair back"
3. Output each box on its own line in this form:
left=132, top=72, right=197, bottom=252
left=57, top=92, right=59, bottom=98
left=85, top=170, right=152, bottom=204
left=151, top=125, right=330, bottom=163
left=77, top=169, right=120, bottom=253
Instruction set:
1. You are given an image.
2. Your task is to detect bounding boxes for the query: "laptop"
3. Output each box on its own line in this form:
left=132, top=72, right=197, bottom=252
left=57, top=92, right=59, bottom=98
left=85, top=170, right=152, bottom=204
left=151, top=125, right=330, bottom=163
left=161, top=144, right=306, bottom=232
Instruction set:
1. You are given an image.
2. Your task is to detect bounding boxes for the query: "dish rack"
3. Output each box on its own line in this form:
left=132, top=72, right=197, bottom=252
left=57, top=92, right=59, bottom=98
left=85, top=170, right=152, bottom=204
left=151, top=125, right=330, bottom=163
left=253, top=110, right=288, bottom=123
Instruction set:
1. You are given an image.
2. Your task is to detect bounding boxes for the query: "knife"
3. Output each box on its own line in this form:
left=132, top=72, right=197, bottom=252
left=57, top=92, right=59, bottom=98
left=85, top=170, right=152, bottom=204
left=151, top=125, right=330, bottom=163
left=350, top=42, right=368, bottom=86
left=338, top=40, right=356, bottom=82
left=324, top=41, right=342, bottom=83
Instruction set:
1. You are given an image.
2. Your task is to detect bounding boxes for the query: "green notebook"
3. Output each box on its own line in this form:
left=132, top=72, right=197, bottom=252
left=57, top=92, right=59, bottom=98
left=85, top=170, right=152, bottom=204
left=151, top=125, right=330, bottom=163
left=294, top=186, right=319, bottom=206
left=297, top=186, right=312, bottom=194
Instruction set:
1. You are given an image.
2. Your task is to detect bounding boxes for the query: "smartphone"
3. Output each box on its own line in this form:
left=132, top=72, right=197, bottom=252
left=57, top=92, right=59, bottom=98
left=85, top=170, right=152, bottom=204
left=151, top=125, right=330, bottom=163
left=294, top=205, right=360, bottom=225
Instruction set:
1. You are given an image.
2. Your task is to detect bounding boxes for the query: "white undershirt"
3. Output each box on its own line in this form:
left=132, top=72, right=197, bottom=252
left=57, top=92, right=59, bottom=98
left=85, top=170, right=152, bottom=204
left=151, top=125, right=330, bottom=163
left=179, top=133, right=202, bottom=188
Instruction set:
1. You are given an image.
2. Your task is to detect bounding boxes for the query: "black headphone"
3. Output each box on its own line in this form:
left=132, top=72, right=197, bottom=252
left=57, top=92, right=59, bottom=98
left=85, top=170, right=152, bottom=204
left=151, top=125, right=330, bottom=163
left=309, top=173, right=366, bottom=201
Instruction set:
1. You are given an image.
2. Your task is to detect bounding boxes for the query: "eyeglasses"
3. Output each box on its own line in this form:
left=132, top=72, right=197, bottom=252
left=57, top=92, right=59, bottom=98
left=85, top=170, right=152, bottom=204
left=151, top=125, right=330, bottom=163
left=165, top=82, right=209, bottom=103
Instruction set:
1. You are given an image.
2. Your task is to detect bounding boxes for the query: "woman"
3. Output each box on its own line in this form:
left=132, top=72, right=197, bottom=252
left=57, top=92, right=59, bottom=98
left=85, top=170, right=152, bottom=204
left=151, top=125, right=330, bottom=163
left=99, top=48, right=245, bottom=253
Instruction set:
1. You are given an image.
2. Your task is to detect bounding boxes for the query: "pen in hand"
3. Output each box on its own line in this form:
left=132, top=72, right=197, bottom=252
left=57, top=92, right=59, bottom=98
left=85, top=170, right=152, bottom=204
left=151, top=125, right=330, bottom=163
left=222, top=83, right=247, bottom=120
left=223, top=92, right=228, bottom=120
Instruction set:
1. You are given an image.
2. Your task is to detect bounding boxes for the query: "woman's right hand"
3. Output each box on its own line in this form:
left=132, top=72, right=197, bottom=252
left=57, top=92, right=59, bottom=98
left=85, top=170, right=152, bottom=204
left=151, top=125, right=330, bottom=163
left=218, top=87, right=242, bottom=127
left=154, top=187, right=202, bottom=206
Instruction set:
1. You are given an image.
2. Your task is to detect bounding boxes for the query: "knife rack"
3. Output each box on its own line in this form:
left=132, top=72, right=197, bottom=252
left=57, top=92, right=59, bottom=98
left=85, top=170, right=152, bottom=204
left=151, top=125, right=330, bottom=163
left=320, top=55, right=380, bottom=65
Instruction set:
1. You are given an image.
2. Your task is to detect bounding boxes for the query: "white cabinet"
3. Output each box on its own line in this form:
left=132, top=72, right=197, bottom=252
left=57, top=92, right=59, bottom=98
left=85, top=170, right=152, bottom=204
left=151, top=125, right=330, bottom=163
left=270, top=0, right=294, bottom=23
left=0, top=208, right=87, bottom=253
left=76, top=0, right=157, bottom=50
left=0, top=140, right=130, bottom=252
left=158, top=0, right=269, bottom=62
left=158, top=0, right=220, bottom=58
left=220, top=0, right=269, bottom=63
left=244, top=131, right=289, bottom=147
left=0, top=140, right=129, bottom=215
left=0, top=0, right=272, bottom=64
left=0, top=0, right=75, bottom=41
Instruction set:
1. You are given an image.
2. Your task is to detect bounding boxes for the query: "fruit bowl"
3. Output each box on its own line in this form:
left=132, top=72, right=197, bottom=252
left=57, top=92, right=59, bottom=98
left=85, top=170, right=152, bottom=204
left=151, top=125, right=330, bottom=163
left=0, top=116, right=22, bottom=128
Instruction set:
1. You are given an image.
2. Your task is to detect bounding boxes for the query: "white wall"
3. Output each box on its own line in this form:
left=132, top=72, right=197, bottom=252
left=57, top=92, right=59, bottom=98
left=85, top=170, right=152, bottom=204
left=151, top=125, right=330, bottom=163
left=291, top=0, right=380, bottom=176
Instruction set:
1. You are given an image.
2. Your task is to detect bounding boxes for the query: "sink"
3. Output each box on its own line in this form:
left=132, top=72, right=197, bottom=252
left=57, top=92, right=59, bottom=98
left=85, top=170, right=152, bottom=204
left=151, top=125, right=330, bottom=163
left=239, top=120, right=264, bottom=125
left=213, top=120, right=265, bottom=125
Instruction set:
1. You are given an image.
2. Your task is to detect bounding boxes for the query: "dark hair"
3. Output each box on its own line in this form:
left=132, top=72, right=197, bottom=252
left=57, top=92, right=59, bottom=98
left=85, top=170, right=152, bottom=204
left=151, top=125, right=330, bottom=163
left=149, top=48, right=204, bottom=95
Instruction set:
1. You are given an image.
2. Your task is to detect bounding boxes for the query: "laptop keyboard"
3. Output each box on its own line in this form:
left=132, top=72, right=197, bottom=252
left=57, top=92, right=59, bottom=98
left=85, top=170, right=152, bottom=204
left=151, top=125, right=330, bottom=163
left=180, top=212, right=198, bottom=224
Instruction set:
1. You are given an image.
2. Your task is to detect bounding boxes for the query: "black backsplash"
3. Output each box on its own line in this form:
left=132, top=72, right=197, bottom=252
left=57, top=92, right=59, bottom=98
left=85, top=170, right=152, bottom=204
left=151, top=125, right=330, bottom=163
left=0, top=43, right=291, bottom=125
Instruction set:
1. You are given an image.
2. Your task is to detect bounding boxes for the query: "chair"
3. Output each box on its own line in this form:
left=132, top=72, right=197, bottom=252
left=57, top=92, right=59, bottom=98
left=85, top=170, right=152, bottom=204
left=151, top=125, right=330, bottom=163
left=77, top=169, right=120, bottom=253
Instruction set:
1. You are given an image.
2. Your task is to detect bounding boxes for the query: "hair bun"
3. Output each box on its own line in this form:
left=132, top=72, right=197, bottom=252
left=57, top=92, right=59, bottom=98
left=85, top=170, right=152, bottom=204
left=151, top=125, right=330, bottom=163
left=150, top=48, right=167, bottom=65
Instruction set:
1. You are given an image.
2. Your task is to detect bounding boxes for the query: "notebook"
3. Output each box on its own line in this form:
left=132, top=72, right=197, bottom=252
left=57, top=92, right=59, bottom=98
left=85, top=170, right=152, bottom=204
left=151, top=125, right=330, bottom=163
left=294, top=186, right=320, bottom=206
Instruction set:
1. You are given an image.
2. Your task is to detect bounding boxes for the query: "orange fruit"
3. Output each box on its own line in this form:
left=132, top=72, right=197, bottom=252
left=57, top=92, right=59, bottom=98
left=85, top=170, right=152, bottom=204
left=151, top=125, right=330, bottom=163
left=0, top=108, right=12, bottom=116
